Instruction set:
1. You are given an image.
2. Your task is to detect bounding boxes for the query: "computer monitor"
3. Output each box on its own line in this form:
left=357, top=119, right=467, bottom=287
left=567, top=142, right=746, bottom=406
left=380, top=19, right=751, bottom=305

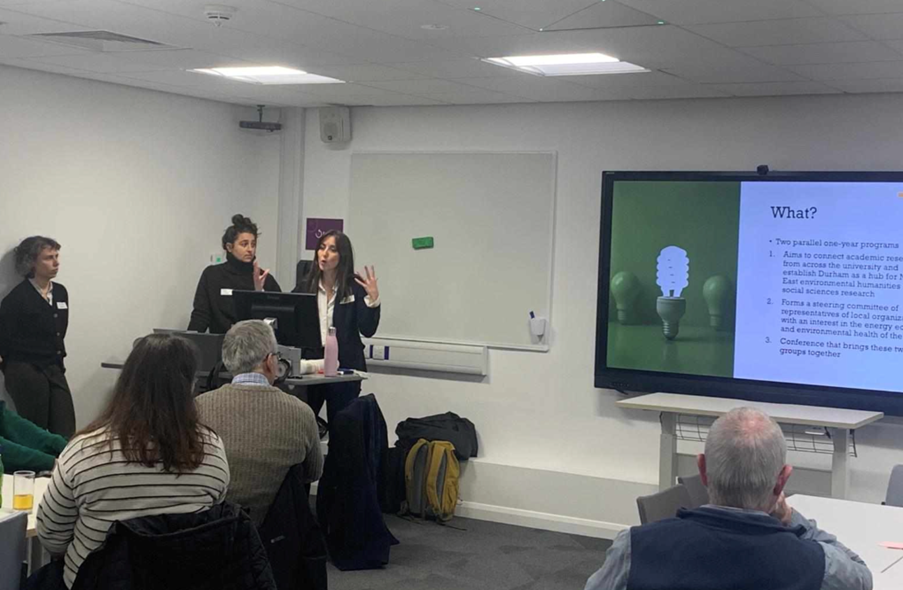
left=232, top=290, right=321, bottom=350
left=151, top=329, right=224, bottom=373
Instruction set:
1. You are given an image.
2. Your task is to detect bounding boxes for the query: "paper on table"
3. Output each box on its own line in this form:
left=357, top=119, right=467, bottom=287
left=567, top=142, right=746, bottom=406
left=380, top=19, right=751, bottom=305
left=880, top=542, right=903, bottom=550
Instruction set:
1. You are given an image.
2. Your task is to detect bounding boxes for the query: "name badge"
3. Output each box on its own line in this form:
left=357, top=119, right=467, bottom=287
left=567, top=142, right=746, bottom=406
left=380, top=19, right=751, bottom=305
left=220, top=289, right=233, bottom=297
left=340, top=295, right=355, bottom=304
left=57, top=302, right=68, bottom=309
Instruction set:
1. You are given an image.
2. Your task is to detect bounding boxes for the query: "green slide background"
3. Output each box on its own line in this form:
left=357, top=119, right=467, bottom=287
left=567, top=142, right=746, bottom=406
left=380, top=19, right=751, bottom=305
left=607, top=181, right=741, bottom=377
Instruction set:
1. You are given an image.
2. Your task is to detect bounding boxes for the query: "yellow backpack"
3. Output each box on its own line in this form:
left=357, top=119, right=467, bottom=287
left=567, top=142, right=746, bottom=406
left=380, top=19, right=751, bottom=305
left=403, top=438, right=460, bottom=522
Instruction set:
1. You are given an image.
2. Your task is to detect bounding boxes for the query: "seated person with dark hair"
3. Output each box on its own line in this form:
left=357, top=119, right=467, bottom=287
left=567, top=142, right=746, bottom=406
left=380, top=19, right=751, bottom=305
left=0, top=399, right=66, bottom=473
left=197, top=320, right=322, bottom=527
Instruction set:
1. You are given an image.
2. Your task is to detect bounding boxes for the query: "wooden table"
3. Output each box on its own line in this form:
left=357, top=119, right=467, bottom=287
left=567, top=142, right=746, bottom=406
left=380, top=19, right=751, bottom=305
left=791, top=494, right=903, bottom=590
left=617, top=392, right=884, bottom=498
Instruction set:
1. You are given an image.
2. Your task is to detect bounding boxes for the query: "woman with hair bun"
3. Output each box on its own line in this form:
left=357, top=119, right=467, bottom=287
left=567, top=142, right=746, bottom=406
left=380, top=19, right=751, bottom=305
left=188, top=214, right=281, bottom=334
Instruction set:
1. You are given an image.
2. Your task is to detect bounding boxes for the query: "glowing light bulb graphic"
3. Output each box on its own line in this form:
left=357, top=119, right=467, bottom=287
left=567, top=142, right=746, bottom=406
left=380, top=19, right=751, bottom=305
left=610, top=271, right=641, bottom=324
left=655, top=246, right=689, bottom=340
left=703, top=275, right=732, bottom=330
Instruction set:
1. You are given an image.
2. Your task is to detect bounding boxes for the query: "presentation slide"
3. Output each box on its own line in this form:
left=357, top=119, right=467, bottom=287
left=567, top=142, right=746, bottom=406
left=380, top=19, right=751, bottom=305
left=606, top=179, right=903, bottom=394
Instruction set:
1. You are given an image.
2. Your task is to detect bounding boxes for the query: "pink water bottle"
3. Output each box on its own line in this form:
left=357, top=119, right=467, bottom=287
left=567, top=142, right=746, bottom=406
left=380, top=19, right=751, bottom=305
left=324, top=327, right=339, bottom=376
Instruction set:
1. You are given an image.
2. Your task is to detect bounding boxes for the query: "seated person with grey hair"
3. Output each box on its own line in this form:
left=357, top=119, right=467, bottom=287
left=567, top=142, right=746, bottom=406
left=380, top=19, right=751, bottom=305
left=585, top=407, right=872, bottom=590
left=196, top=319, right=323, bottom=527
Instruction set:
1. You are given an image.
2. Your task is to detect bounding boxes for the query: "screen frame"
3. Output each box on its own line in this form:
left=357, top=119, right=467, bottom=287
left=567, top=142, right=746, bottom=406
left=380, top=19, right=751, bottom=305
left=595, top=170, right=903, bottom=415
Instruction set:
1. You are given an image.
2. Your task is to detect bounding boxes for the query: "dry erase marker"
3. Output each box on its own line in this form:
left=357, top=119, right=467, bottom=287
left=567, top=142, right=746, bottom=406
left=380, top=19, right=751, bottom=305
left=336, top=369, right=354, bottom=375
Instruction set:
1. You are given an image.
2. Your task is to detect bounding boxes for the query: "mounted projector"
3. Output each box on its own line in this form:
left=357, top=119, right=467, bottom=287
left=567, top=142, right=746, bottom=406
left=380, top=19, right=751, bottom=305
left=240, top=105, right=282, bottom=132
left=204, top=5, right=236, bottom=27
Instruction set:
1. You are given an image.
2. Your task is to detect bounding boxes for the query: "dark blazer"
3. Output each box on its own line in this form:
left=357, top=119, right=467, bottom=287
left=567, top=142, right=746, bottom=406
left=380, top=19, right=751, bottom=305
left=0, top=279, right=68, bottom=369
left=258, top=464, right=328, bottom=590
left=71, top=502, right=277, bottom=590
left=293, top=281, right=380, bottom=371
left=316, top=394, right=398, bottom=571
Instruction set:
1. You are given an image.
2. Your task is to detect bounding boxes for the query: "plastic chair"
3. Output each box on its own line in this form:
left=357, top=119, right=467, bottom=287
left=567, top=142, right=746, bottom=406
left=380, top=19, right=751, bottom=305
left=885, top=465, right=903, bottom=507
left=678, top=474, right=710, bottom=509
left=637, top=484, right=692, bottom=525
left=0, top=511, right=28, bottom=590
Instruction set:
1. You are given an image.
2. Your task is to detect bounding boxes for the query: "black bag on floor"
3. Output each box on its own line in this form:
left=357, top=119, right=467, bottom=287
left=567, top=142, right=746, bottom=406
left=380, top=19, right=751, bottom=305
left=379, top=439, right=412, bottom=514
left=395, top=412, right=478, bottom=461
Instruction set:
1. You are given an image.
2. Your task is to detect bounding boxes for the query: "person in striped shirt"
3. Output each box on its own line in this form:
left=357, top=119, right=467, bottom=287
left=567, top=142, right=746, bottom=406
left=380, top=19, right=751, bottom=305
left=33, top=334, right=230, bottom=589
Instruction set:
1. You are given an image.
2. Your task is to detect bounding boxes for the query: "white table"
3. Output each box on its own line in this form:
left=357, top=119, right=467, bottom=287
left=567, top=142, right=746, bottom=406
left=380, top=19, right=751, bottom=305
left=1, top=475, right=50, bottom=572
left=617, top=393, right=884, bottom=498
left=791, top=494, right=903, bottom=590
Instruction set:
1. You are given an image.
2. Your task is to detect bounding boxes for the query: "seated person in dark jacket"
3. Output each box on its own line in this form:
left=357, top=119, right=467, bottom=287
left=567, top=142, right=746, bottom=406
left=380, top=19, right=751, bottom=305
left=0, top=399, right=67, bottom=473
left=188, top=214, right=281, bottom=334
left=584, top=407, right=872, bottom=590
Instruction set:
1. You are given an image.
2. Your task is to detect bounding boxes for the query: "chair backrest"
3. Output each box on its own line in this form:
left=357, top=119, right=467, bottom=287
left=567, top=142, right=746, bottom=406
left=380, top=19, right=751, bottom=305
left=0, top=511, right=28, bottom=590
left=677, top=474, right=710, bottom=509
left=637, top=484, right=692, bottom=525
left=886, top=465, right=903, bottom=507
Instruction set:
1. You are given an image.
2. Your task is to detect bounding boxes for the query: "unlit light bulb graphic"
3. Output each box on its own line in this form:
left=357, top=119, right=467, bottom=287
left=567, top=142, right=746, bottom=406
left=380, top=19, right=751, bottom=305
left=610, top=271, right=641, bottom=324
left=703, top=275, right=732, bottom=330
left=656, top=246, right=689, bottom=340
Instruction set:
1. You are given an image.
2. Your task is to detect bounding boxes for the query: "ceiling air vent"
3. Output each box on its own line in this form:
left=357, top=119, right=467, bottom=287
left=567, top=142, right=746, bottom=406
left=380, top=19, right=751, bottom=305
left=27, top=30, right=177, bottom=52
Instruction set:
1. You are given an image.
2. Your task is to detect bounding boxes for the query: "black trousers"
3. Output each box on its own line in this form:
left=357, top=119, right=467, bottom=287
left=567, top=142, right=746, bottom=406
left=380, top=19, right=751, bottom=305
left=3, top=361, right=76, bottom=438
left=301, top=380, right=361, bottom=431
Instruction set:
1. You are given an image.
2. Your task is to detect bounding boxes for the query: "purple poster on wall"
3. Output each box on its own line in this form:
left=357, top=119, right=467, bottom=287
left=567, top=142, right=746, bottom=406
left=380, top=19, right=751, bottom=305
left=306, top=218, right=344, bottom=250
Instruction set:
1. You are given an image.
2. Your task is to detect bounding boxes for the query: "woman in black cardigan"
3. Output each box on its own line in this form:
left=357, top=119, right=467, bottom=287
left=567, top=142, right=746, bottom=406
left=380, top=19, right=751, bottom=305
left=295, top=230, right=381, bottom=428
left=0, top=236, right=76, bottom=437
left=188, top=214, right=281, bottom=334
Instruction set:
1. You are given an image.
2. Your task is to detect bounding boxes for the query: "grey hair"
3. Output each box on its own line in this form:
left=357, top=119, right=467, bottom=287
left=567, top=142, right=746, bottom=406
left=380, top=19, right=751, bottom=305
left=14, top=236, right=61, bottom=277
left=704, top=407, right=786, bottom=511
left=221, top=320, right=277, bottom=375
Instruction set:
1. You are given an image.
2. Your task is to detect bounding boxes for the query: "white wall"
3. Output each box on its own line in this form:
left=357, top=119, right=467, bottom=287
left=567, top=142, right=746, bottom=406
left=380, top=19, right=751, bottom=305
left=0, top=64, right=282, bottom=424
left=302, top=94, right=903, bottom=530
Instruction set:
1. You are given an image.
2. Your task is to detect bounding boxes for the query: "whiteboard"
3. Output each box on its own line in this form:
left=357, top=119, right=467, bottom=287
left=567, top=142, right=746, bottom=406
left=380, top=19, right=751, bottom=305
left=348, top=152, right=556, bottom=350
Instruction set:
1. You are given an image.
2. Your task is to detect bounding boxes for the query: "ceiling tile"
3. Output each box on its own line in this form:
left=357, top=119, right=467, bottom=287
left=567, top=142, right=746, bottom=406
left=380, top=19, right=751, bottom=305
left=625, top=85, right=729, bottom=99
left=303, top=63, right=428, bottom=82
left=712, top=80, right=841, bottom=96
left=0, top=33, right=92, bottom=58
left=805, top=0, right=903, bottom=16
left=425, top=31, right=588, bottom=58
left=559, top=25, right=770, bottom=70
left=327, top=94, right=449, bottom=106
left=787, top=60, right=903, bottom=80
left=0, top=7, right=92, bottom=36
left=453, top=74, right=604, bottom=101
left=741, top=41, right=903, bottom=65
left=662, top=63, right=804, bottom=84
left=24, top=51, right=195, bottom=73
left=841, top=13, right=903, bottom=40
left=389, top=58, right=523, bottom=78
left=556, top=70, right=690, bottom=88
left=615, top=0, right=824, bottom=25
left=272, top=0, right=529, bottom=40
left=687, top=17, right=868, bottom=47
left=434, top=0, right=600, bottom=31
left=417, top=87, right=535, bottom=103
left=358, top=77, right=485, bottom=93
left=544, top=2, right=661, bottom=32
left=821, top=77, right=903, bottom=92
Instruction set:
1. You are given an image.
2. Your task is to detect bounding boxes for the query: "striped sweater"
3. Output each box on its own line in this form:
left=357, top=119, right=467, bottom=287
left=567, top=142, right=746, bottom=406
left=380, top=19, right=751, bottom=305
left=196, top=383, right=323, bottom=527
left=36, top=427, right=230, bottom=589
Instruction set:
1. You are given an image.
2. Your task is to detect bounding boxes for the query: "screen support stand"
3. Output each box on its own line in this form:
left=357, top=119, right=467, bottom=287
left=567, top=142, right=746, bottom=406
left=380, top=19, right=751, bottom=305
left=659, top=412, right=678, bottom=490
left=829, top=427, right=850, bottom=499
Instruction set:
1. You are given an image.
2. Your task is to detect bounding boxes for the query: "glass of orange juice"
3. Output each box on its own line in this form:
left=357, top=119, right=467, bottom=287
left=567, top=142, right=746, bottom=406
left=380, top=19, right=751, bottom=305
left=13, top=471, right=35, bottom=512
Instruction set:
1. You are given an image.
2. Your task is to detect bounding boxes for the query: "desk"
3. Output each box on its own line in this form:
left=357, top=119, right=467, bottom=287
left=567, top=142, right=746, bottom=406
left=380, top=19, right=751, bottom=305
left=616, top=393, right=884, bottom=498
left=101, top=361, right=365, bottom=387
left=2, top=476, right=50, bottom=572
left=791, top=494, right=903, bottom=590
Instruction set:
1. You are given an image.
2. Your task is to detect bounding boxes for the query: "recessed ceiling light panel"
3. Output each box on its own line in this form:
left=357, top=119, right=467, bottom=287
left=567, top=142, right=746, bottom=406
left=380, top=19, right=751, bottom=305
left=191, top=66, right=345, bottom=85
left=484, top=52, right=648, bottom=76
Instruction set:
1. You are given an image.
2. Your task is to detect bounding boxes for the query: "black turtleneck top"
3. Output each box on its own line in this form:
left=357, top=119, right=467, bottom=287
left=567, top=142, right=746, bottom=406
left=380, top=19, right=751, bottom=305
left=187, top=254, right=281, bottom=334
